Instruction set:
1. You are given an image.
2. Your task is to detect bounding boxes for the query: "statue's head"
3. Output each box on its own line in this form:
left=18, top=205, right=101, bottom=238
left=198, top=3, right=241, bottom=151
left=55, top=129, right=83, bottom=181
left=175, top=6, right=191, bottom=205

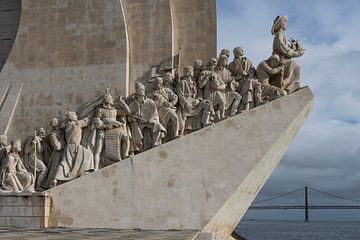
left=163, top=72, right=173, bottom=85
left=67, top=111, right=78, bottom=122
left=154, top=77, right=164, bottom=90
left=183, top=66, right=194, bottom=78
left=135, top=82, right=146, bottom=97
left=220, top=49, right=230, bottom=58
left=104, top=93, right=114, bottom=106
left=193, top=60, right=203, bottom=70
left=50, top=118, right=59, bottom=129
left=272, top=15, right=288, bottom=35
left=11, top=139, right=21, bottom=153
left=38, top=128, right=46, bottom=139
left=233, top=47, right=244, bottom=58
left=207, top=58, right=218, bottom=70
left=228, top=80, right=239, bottom=91
left=218, top=55, right=228, bottom=67
left=268, top=54, right=281, bottom=66
left=0, top=135, right=8, bottom=146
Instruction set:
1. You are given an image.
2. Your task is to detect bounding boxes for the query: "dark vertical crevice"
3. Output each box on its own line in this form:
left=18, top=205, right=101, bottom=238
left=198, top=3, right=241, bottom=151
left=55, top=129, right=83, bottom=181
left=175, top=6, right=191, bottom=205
left=0, top=0, right=22, bottom=74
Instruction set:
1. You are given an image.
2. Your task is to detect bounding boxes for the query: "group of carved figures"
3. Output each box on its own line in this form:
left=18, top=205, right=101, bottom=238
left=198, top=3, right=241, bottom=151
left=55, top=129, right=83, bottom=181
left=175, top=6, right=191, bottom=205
left=0, top=15, right=304, bottom=193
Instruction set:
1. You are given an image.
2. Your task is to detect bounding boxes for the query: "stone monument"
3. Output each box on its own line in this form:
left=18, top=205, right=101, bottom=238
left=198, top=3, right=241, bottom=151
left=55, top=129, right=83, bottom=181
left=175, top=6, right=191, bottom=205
left=0, top=1, right=312, bottom=239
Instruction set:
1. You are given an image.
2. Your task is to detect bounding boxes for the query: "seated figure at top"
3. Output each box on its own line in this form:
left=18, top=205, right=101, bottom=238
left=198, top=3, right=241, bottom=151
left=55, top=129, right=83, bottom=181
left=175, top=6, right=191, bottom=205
left=148, top=77, right=179, bottom=141
left=177, top=66, right=213, bottom=135
left=272, top=15, right=305, bottom=93
left=53, top=111, right=94, bottom=185
left=198, top=58, right=226, bottom=121
left=128, top=83, right=166, bottom=152
left=228, top=47, right=253, bottom=89
left=91, top=89, right=130, bottom=169
left=257, top=54, right=287, bottom=101
left=0, top=140, right=35, bottom=193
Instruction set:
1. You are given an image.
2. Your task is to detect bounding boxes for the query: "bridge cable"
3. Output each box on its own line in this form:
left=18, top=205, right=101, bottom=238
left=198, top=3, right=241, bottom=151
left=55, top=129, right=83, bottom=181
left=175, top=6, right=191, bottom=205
left=308, top=187, right=360, bottom=204
left=253, top=187, right=304, bottom=204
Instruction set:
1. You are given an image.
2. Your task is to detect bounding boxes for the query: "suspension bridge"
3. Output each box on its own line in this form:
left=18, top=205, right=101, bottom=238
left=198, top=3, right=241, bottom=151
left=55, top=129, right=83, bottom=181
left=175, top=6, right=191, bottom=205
left=249, top=186, right=360, bottom=221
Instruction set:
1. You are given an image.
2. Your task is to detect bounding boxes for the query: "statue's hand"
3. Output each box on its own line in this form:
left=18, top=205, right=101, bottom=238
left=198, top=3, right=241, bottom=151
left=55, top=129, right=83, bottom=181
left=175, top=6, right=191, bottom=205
left=163, top=101, right=171, bottom=108
left=298, top=48, right=305, bottom=56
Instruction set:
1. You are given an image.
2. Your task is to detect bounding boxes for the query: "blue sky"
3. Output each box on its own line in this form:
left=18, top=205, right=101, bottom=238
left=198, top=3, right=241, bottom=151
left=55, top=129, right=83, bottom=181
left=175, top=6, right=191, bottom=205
left=217, top=0, right=360, bottom=220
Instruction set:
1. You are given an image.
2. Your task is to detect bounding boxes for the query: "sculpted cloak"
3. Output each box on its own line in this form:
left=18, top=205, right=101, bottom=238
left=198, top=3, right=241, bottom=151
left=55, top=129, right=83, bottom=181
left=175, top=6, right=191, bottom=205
left=54, top=118, right=94, bottom=181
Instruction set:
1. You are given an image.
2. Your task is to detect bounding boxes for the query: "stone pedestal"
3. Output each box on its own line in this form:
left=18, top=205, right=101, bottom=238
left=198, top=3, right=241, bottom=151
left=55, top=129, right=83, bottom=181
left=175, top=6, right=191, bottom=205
left=0, top=192, right=51, bottom=228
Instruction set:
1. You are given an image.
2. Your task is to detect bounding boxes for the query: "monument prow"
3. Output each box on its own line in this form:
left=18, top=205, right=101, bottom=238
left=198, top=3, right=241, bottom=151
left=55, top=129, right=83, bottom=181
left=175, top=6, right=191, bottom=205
left=44, top=87, right=312, bottom=238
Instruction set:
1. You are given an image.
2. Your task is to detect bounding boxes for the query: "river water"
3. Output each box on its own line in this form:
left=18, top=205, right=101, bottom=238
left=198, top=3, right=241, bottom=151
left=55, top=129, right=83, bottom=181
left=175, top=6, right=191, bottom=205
left=235, top=221, right=360, bottom=240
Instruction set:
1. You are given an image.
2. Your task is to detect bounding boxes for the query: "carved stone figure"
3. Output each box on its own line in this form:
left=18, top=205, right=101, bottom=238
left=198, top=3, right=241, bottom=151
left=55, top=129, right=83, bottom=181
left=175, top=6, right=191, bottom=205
left=198, top=58, right=226, bottom=121
left=177, top=66, right=213, bottom=134
left=24, top=128, right=49, bottom=191
left=193, top=59, right=204, bottom=98
left=228, top=47, right=253, bottom=88
left=219, top=49, right=230, bottom=61
left=162, top=72, right=176, bottom=92
left=257, top=54, right=287, bottom=101
left=0, top=135, right=10, bottom=165
left=43, top=118, right=65, bottom=189
left=91, top=91, right=130, bottom=169
left=239, top=69, right=264, bottom=111
left=0, top=140, right=35, bottom=193
left=216, top=55, right=241, bottom=117
left=128, top=83, right=166, bottom=152
left=272, top=15, right=305, bottom=93
left=149, top=77, right=179, bottom=141
left=53, top=111, right=94, bottom=184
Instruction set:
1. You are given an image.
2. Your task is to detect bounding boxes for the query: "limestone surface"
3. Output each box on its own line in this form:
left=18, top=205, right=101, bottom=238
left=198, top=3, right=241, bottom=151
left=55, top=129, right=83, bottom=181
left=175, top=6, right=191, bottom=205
left=46, top=87, right=313, bottom=236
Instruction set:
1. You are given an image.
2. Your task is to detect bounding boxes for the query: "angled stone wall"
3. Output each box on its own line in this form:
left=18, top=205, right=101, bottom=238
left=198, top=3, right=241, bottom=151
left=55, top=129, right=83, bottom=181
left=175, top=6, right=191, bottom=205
left=46, top=88, right=313, bottom=232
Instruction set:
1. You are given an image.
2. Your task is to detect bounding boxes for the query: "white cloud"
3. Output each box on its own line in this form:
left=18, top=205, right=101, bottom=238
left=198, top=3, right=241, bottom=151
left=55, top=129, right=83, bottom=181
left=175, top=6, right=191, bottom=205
left=217, top=0, right=360, bottom=205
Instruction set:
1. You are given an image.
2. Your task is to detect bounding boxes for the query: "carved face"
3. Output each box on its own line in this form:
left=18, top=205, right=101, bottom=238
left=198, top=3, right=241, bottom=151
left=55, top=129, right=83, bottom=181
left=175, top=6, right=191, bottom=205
left=68, top=112, right=78, bottom=121
left=38, top=128, right=46, bottom=139
left=0, top=135, right=8, bottom=146
left=193, top=60, right=203, bottom=71
left=208, top=59, right=218, bottom=71
left=280, top=18, right=287, bottom=31
left=187, top=68, right=194, bottom=77
left=154, top=77, right=163, bottom=90
left=12, top=141, right=21, bottom=152
left=51, top=118, right=59, bottom=128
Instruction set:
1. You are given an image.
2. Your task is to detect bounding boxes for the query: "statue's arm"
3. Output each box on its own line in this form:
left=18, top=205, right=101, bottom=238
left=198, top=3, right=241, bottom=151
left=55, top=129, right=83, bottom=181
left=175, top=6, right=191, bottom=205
left=49, top=133, right=64, bottom=151
left=198, top=72, right=208, bottom=88
left=117, top=98, right=130, bottom=116
left=276, top=33, right=302, bottom=59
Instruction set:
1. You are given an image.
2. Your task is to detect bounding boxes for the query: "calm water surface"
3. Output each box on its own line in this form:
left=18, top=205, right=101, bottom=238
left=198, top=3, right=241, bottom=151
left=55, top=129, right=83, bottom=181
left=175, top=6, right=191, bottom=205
left=236, top=221, right=360, bottom=240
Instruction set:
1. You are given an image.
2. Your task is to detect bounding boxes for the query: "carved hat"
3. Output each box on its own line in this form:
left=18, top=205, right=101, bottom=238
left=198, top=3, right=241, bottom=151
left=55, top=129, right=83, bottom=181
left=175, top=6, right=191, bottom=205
left=272, top=15, right=287, bottom=35
left=135, top=82, right=145, bottom=93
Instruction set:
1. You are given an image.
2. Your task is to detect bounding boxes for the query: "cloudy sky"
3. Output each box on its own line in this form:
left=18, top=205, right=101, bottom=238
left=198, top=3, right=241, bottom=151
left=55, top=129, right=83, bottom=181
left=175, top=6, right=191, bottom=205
left=217, top=0, right=360, bottom=220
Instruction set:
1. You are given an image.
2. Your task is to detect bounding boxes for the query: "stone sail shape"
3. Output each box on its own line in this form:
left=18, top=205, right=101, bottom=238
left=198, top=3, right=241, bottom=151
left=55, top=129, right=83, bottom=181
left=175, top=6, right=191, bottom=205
left=0, top=0, right=216, bottom=140
left=46, top=87, right=313, bottom=230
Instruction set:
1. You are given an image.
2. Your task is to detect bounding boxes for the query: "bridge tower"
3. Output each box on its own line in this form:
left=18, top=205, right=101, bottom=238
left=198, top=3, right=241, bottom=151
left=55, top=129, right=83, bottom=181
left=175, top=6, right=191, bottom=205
left=305, top=186, right=309, bottom=222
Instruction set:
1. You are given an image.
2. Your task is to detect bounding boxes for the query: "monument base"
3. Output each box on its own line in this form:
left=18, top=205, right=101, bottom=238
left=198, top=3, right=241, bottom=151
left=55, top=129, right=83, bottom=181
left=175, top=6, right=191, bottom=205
left=0, top=192, right=50, bottom=228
